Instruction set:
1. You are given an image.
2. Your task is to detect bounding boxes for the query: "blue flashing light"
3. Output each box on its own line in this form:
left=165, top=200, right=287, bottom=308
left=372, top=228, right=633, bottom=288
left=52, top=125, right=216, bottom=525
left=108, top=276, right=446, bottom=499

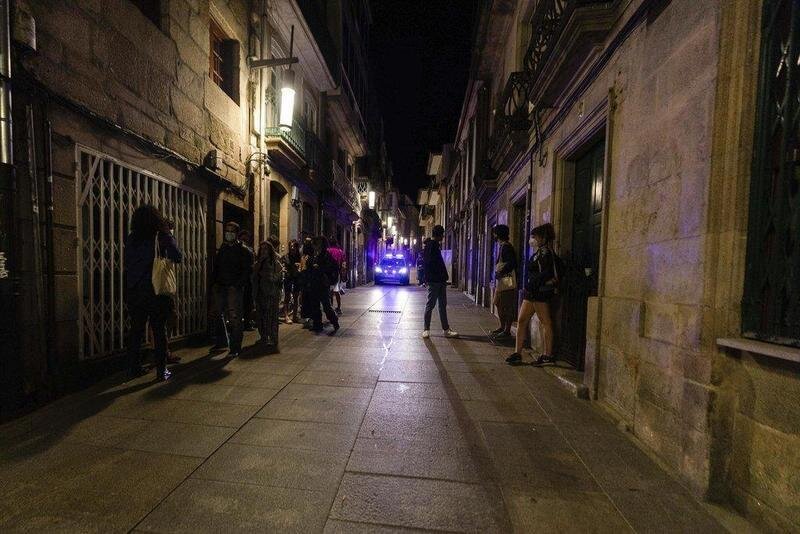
left=399, top=267, right=408, bottom=274
left=395, top=254, right=404, bottom=259
left=375, top=266, right=383, bottom=273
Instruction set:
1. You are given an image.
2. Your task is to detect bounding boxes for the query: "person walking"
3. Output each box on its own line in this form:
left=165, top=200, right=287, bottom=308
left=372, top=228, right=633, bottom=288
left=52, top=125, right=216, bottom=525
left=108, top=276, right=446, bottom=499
left=282, top=240, right=302, bottom=324
left=299, top=237, right=315, bottom=329
left=309, top=236, right=340, bottom=334
left=505, top=223, right=558, bottom=365
left=490, top=224, right=518, bottom=339
left=253, top=240, right=283, bottom=350
left=211, top=221, right=254, bottom=357
left=124, top=205, right=182, bottom=381
left=327, top=237, right=346, bottom=315
left=422, top=225, right=458, bottom=339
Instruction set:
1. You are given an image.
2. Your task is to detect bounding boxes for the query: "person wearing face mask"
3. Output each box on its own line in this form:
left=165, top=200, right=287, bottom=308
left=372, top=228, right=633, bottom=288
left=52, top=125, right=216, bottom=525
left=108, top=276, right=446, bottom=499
left=422, top=225, right=459, bottom=339
left=210, top=221, right=254, bottom=357
left=506, top=223, right=558, bottom=365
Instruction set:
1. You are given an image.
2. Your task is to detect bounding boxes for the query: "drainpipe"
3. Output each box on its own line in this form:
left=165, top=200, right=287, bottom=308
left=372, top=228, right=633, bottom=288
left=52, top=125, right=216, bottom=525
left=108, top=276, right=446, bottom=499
left=258, top=0, right=271, bottom=243
left=43, top=119, right=56, bottom=383
left=0, top=0, right=18, bottom=417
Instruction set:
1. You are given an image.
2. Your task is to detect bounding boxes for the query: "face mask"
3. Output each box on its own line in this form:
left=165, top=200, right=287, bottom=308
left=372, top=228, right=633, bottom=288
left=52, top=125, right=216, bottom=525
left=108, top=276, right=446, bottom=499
left=224, top=232, right=236, bottom=243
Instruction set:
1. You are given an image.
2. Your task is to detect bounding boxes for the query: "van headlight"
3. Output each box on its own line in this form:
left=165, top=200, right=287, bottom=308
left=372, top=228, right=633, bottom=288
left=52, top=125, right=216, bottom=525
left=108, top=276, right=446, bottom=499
left=399, top=267, right=408, bottom=274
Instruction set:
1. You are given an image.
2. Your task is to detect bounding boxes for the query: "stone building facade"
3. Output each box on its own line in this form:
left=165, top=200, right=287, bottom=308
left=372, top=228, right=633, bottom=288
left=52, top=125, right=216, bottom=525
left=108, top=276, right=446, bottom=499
left=1, top=0, right=382, bottom=419
left=436, top=0, right=800, bottom=530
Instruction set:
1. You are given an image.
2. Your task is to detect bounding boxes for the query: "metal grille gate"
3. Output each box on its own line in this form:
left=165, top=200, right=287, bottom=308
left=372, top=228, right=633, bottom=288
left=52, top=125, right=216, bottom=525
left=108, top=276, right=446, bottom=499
left=77, top=148, right=208, bottom=360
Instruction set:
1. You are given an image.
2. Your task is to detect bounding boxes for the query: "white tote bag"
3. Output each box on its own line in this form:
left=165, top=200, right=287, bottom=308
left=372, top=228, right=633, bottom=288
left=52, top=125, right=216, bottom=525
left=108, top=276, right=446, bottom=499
left=152, top=238, right=177, bottom=296
left=495, top=262, right=517, bottom=292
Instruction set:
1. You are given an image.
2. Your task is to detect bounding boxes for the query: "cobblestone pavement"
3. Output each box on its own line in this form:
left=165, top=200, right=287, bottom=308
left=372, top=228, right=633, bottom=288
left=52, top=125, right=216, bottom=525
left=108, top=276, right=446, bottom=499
left=0, top=286, right=731, bottom=533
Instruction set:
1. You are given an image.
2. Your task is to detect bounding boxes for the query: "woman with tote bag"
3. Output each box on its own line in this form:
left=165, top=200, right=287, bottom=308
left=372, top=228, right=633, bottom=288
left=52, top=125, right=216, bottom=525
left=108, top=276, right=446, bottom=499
left=490, top=225, right=518, bottom=339
left=124, top=205, right=182, bottom=381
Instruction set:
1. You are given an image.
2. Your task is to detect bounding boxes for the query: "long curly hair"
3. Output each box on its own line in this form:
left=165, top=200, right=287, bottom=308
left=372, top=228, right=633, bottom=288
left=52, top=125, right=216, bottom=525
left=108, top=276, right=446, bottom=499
left=129, top=205, right=163, bottom=244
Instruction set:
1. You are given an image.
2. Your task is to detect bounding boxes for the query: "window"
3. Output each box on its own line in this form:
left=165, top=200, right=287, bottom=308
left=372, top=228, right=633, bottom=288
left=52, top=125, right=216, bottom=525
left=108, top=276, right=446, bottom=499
left=209, top=19, right=240, bottom=103
left=130, top=0, right=161, bottom=27
left=742, top=0, right=800, bottom=347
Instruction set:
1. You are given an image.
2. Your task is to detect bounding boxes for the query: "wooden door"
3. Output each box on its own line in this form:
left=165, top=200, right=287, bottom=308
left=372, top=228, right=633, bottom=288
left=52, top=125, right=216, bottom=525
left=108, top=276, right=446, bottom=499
left=559, top=140, right=604, bottom=369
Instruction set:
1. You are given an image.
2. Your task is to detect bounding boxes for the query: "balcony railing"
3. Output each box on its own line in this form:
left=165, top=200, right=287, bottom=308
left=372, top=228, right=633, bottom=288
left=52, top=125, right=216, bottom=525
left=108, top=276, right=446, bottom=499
left=265, top=123, right=307, bottom=161
left=331, top=161, right=360, bottom=214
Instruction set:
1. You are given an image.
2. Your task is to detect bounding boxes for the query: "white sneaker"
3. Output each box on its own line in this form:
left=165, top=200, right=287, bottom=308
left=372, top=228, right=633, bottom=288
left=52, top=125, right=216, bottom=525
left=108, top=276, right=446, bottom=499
left=444, top=329, right=459, bottom=338
left=422, top=330, right=430, bottom=339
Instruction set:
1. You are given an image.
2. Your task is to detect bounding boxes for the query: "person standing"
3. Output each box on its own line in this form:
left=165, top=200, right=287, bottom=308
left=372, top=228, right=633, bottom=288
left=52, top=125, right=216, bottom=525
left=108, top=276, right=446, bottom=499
left=253, top=240, right=283, bottom=350
left=327, top=237, right=346, bottom=315
left=238, top=229, right=256, bottom=332
left=505, top=223, right=558, bottom=365
left=282, top=240, right=302, bottom=324
left=124, top=205, right=182, bottom=381
left=309, top=236, right=340, bottom=334
left=422, top=225, right=458, bottom=339
left=491, top=224, right=518, bottom=339
left=211, top=222, right=254, bottom=357
left=298, top=237, right=315, bottom=329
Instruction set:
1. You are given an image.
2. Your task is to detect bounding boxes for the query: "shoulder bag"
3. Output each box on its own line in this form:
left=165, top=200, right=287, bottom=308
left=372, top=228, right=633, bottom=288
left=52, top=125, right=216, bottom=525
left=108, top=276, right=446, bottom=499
left=152, top=238, right=177, bottom=296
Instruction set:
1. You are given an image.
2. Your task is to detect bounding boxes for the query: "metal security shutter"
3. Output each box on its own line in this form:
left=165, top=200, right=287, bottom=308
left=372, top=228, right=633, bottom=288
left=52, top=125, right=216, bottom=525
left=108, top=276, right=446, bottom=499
left=76, top=148, right=207, bottom=360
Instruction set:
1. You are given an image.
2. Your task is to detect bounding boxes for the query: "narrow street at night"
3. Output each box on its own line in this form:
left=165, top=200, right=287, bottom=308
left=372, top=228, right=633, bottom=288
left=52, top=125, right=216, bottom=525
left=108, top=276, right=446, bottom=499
left=1, top=286, right=728, bottom=533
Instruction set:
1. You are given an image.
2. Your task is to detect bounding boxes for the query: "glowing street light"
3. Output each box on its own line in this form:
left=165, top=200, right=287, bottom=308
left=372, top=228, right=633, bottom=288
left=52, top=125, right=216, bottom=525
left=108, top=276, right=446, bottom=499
left=368, top=191, right=376, bottom=209
left=387, top=216, right=394, bottom=228
left=279, top=69, right=295, bottom=132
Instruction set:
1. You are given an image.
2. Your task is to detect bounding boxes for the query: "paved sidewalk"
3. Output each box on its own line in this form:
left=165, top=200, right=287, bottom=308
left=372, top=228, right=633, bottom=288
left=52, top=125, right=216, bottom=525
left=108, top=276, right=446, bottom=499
left=1, top=286, right=729, bottom=533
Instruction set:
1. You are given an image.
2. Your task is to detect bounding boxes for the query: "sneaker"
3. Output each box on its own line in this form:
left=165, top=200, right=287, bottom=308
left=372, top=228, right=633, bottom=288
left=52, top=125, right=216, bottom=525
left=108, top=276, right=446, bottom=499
left=328, top=323, right=340, bottom=336
left=490, top=327, right=505, bottom=336
left=505, top=353, right=522, bottom=364
left=335, top=307, right=342, bottom=316
left=533, top=354, right=557, bottom=365
left=444, top=329, right=459, bottom=338
left=157, top=368, right=172, bottom=381
left=422, top=330, right=430, bottom=339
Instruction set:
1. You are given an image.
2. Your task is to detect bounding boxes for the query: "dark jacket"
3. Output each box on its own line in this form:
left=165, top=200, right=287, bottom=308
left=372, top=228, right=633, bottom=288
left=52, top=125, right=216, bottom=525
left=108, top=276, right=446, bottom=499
left=495, top=242, right=517, bottom=278
left=253, top=255, right=283, bottom=299
left=525, top=245, right=556, bottom=294
left=282, top=250, right=301, bottom=280
left=422, top=238, right=448, bottom=283
left=213, top=241, right=254, bottom=288
left=310, top=249, right=339, bottom=291
left=124, top=232, right=183, bottom=289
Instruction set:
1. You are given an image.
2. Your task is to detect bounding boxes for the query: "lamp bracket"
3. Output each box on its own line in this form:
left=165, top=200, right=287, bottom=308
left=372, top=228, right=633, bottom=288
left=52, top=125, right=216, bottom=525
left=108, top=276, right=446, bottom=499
left=248, top=57, right=299, bottom=69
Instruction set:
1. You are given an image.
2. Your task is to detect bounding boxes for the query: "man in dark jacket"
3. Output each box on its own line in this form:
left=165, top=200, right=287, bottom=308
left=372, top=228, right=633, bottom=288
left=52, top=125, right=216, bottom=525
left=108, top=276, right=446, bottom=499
left=211, top=221, right=254, bottom=356
left=422, top=225, right=458, bottom=339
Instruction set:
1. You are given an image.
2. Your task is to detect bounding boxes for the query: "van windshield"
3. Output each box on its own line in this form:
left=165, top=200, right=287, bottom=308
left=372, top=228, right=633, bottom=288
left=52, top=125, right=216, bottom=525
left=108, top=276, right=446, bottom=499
left=380, top=258, right=406, bottom=268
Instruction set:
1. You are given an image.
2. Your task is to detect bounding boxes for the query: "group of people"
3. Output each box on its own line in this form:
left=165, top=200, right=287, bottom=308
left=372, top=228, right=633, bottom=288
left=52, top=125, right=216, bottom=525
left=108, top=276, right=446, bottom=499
left=209, top=224, right=348, bottom=356
left=122, top=204, right=348, bottom=381
left=418, top=222, right=559, bottom=365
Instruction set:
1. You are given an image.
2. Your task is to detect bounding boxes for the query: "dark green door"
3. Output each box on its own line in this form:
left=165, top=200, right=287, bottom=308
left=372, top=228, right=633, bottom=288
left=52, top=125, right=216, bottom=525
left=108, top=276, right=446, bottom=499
left=559, top=140, right=604, bottom=370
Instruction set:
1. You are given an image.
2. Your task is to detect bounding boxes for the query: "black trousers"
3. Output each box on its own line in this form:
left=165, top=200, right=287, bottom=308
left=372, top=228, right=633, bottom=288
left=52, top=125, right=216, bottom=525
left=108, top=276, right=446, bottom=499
left=424, top=282, right=450, bottom=331
left=309, top=288, right=338, bottom=329
left=126, top=283, right=169, bottom=374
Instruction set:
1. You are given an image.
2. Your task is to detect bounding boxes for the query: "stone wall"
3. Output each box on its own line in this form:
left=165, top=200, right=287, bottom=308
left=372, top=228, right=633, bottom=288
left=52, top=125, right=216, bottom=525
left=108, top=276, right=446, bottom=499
left=531, top=0, right=721, bottom=494
left=24, top=0, right=254, bottom=186
left=6, top=0, right=260, bottom=414
left=706, top=0, right=800, bottom=530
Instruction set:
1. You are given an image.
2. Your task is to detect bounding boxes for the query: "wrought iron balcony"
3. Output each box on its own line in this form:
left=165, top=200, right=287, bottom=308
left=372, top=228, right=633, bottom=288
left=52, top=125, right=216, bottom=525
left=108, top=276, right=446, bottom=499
left=331, top=160, right=360, bottom=214
left=265, top=122, right=307, bottom=165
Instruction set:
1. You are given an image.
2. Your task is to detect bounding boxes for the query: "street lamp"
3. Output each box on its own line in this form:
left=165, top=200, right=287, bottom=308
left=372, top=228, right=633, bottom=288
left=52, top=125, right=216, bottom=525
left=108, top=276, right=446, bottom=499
left=279, top=69, right=295, bottom=132
left=368, top=191, right=376, bottom=210
left=387, top=216, right=393, bottom=228
left=248, top=25, right=299, bottom=132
